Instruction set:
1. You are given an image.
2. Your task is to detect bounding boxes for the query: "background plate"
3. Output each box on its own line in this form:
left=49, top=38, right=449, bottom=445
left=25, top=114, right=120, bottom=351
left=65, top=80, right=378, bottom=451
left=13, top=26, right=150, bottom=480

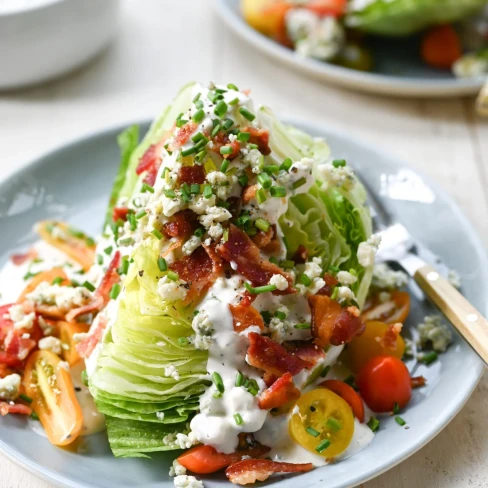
left=214, top=0, right=486, bottom=98
left=0, top=120, right=485, bottom=488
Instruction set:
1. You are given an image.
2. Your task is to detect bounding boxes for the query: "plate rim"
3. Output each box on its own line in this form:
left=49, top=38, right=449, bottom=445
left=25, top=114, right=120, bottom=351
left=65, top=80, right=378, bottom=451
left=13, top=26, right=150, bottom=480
left=0, top=118, right=485, bottom=488
left=214, top=0, right=486, bottom=98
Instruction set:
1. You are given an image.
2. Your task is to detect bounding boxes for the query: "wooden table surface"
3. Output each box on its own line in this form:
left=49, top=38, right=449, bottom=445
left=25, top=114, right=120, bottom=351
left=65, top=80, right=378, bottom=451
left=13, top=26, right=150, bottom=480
left=1, top=1, right=487, bottom=487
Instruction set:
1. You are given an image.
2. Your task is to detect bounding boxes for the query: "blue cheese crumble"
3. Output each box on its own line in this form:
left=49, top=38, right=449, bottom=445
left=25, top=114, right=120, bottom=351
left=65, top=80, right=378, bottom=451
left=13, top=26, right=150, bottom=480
left=417, top=314, right=453, bottom=353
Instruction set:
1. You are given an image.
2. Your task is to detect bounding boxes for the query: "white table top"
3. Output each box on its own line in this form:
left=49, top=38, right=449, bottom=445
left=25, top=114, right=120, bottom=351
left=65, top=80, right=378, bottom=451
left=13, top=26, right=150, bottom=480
left=1, top=1, right=487, bottom=487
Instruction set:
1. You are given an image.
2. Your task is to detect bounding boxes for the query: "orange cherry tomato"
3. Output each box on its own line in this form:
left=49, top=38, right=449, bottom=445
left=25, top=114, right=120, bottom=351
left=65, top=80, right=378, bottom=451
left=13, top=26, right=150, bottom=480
left=18, top=268, right=69, bottom=302
left=319, top=379, right=365, bottom=422
left=361, top=291, right=410, bottom=325
left=178, top=444, right=270, bottom=474
left=356, top=356, right=412, bottom=413
left=23, top=350, right=83, bottom=446
left=342, top=320, right=405, bottom=373
left=58, top=321, right=90, bottom=366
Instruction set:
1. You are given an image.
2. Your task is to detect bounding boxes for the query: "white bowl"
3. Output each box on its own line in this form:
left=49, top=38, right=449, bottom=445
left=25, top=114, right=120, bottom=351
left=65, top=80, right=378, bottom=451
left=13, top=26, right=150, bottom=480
left=0, top=0, right=119, bottom=90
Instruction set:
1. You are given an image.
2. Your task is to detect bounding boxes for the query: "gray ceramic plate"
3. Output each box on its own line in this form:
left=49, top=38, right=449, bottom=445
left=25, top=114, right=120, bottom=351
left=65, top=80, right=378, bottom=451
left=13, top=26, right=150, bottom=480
left=214, top=0, right=486, bottom=97
left=0, top=120, right=486, bottom=488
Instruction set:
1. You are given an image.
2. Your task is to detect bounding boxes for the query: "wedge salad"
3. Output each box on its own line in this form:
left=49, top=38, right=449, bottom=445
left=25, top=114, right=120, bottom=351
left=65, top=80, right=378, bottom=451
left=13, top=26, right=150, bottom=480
left=0, top=82, right=448, bottom=487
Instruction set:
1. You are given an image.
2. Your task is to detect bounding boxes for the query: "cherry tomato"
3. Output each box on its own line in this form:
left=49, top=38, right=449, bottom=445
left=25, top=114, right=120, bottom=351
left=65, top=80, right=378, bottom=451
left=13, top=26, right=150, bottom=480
left=319, top=379, right=364, bottom=422
left=23, top=350, right=83, bottom=446
left=421, top=25, right=462, bottom=69
left=342, top=320, right=405, bottom=373
left=242, top=0, right=291, bottom=39
left=289, top=389, right=354, bottom=458
left=361, top=291, right=410, bottom=325
left=17, top=268, right=69, bottom=302
left=356, top=356, right=412, bottom=413
left=305, top=0, right=347, bottom=17
left=178, top=444, right=270, bottom=474
left=58, top=321, right=90, bottom=366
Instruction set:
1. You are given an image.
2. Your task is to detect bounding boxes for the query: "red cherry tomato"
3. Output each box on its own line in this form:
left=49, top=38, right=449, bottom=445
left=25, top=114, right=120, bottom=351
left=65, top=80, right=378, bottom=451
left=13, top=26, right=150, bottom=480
left=305, top=0, right=347, bottom=17
left=319, top=379, right=365, bottom=422
left=356, top=356, right=412, bottom=413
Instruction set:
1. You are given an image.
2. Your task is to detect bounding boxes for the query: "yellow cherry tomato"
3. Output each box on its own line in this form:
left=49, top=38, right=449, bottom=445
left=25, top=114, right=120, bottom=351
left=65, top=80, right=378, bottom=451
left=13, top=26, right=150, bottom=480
left=241, top=0, right=289, bottom=39
left=289, top=389, right=354, bottom=458
left=342, top=320, right=405, bottom=373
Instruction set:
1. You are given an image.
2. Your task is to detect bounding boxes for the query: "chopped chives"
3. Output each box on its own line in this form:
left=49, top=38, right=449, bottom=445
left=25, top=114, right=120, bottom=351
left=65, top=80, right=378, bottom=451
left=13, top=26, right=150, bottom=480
left=215, top=88, right=227, bottom=94
left=343, top=374, right=356, bottom=387
left=234, top=413, right=244, bottom=425
left=158, top=257, right=168, bottom=272
left=222, top=118, right=234, bottom=131
left=315, top=439, right=331, bottom=453
left=280, top=158, right=293, bottom=171
left=255, top=218, right=270, bottom=232
left=19, top=393, right=33, bottom=403
left=292, top=177, right=307, bottom=190
left=299, top=274, right=312, bottom=286
left=82, top=281, right=96, bottom=292
left=181, top=146, right=197, bottom=157
left=163, top=189, right=177, bottom=198
left=227, top=83, right=239, bottom=91
left=211, top=123, right=221, bottom=137
left=306, top=426, right=320, bottom=437
left=213, top=391, right=223, bottom=399
left=229, top=97, right=239, bottom=106
left=263, top=165, right=279, bottom=175
left=237, top=131, right=251, bottom=142
left=81, top=370, right=89, bottom=386
left=214, top=100, right=228, bottom=117
left=166, top=271, right=179, bottom=281
left=195, top=99, right=204, bottom=109
left=243, top=378, right=250, bottom=389
left=367, top=416, right=380, bottom=432
left=178, top=337, right=189, bottom=347
left=248, top=143, right=258, bottom=150
left=194, top=228, right=205, bottom=238
left=192, top=109, right=205, bottom=123
left=97, top=254, right=103, bottom=266
left=238, top=174, right=249, bottom=186
left=135, top=209, right=147, bottom=219
left=152, top=229, right=163, bottom=240
left=326, top=417, right=342, bottom=432
left=212, top=372, right=225, bottom=393
left=195, top=150, right=207, bottom=163
left=257, top=172, right=272, bottom=189
left=104, top=246, right=113, bottom=255
left=141, top=183, right=155, bottom=193
left=239, top=107, right=255, bottom=121
left=220, top=145, right=233, bottom=155
left=190, top=184, right=201, bottom=195
left=245, top=283, right=277, bottom=295
left=235, top=372, right=244, bottom=387
left=119, top=237, right=134, bottom=246
left=176, top=118, right=187, bottom=128
left=270, top=186, right=286, bottom=197
left=220, top=160, right=230, bottom=173
left=261, top=311, right=272, bottom=324
left=395, top=416, right=407, bottom=426
left=193, top=92, right=201, bottom=103
left=269, top=256, right=279, bottom=265
left=192, top=132, right=208, bottom=144
left=256, top=188, right=267, bottom=204
left=294, top=323, right=311, bottom=329
left=30, top=412, right=40, bottom=421
left=51, top=276, right=64, bottom=285
left=280, top=260, right=295, bottom=269
left=418, top=351, right=438, bottom=365
left=118, top=257, right=129, bottom=275
left=248, top=387, right=259, bottom=396
left=203, top=185, right=213, bottom=199
left=332, top=159, right=346, bottom=168
left=274, top=310, right=286, bottom=320
left=393, top=402, right=400, bottom=414
left=128, top=212, right=137, bottom=231
left=109, top=283, right=121, bottom=300
left=330, top=287, right=339, bottom=300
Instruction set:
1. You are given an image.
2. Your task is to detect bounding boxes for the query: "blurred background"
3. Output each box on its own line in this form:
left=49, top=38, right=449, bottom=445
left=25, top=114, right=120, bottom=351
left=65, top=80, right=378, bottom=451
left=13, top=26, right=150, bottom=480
left=0, top=0, right=487, bottom=486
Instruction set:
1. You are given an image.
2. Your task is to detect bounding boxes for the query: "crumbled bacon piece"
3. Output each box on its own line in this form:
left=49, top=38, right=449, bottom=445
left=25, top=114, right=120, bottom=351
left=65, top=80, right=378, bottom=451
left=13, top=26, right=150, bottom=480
left=240, top=127, right=271, bottom=155
left=251, top=226, right=274, bottom=249
left=261, top=225, right=281, bottom=255
left=238, top=291, right=256, bottom=308
left=293, top=245, right=308, bottom=264
left=247, top=332, right=308, bottom=377
left=67, top=251, right=121, bottom=322
left=258, top=372, right=300, bottom=410
left=283, top=341, right=326, bottom=368
left=216, top=225, right=294, bottom=295
left=263, top=372, right=278, bottom=387
left=242, top=185, right=258, bottom=204
left=76, top=315, right=107, bottom=359
left=316, top=272, right=339, bottom=297
left=411, top=375, right=427, bottom=389
left=112, top=207, right=129, bottom=223
left=380, top=323, right=403, bottom=350
left=136, top=142, right=165, bottom=186
left=229, top=304, right=264, bottom=333
left=177, top=165, right=206, bottom=185
left=163, top=210, right=198, bottom=239
left=0, top=402, right=32, bottom=416
left=211, top=132, right=241, bottom=160
left=171, top=121, right=198, bottom=149
left=309, top=295, right=365, bottom=347
left=226, top=459, right=313, bottom=485
left=11, top=249, right=37, bottom=266
left=170, top=246, right=222, bottom=304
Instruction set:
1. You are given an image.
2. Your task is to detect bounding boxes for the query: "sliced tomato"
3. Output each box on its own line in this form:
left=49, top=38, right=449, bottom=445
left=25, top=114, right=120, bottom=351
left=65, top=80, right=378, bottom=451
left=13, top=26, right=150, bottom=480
left=18, top=268, right=69, bottom=302
left=319, top=379, right=364, bottom=423
left=305, top=0, right=347, bottom=17
left=361, top=291, right=410, bottom=325
left=59, top=321, right=90, bottom=366
left=178, top=443, right=270, bottom=474
left=36, top=221, right=95, bottom=271
left=356, top=355, right=412, bottom=413
left=23, top=350, right=83, bottom=446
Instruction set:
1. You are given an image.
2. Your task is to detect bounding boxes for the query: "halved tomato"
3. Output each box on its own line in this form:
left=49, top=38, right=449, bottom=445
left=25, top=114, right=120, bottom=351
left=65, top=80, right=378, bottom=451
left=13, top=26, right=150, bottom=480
left=361, top=291, right=410, bottom=325
left=58, top=321, right=90, bottom=366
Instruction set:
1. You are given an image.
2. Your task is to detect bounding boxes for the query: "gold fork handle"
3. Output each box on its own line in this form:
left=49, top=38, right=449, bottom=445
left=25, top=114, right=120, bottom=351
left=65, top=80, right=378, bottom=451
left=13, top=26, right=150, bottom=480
left=414, top=264, right=488, bottom=366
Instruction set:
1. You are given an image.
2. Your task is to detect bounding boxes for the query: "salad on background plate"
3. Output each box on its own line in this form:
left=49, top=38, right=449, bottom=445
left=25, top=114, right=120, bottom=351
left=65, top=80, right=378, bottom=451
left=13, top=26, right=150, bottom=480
left=0, top=83, right=455, bottom=487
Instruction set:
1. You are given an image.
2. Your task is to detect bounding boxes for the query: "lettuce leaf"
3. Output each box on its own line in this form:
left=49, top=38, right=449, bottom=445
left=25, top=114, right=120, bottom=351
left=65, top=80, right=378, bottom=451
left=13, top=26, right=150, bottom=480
left=345, top=0, right=487, bottom=36
left=89, top=237, right=208, bottom=457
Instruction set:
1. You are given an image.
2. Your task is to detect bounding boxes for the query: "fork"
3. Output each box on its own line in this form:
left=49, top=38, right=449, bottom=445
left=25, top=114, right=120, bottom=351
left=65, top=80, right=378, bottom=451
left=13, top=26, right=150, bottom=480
left=362, top=177, right=488, bottom=366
